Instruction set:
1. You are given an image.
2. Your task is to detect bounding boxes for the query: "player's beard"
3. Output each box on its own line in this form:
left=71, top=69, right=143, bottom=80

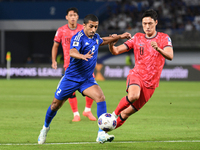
left=89, top=32, right=95, bottom=38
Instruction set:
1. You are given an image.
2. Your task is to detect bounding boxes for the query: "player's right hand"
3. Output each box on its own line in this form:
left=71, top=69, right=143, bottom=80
left=52, top=61, right=57, bottom=69
left=82, top=50, right=93, bottom=61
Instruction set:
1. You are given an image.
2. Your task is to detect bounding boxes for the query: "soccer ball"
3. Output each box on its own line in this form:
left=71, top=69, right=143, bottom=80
left=98, top=113, right=117, bottom=131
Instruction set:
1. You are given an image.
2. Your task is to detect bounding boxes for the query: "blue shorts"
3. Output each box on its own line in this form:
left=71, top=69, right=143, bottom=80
left=54, top=75, right=98, bottom=100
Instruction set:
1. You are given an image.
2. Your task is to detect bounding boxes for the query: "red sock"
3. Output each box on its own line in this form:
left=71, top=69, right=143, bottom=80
left=116, top=115, right=126, bottom=129
left=85, top=96, right=93, bottom=108
left=114, top=96, right=131, bottom=115
left=68, top=97, right=78, bottom=113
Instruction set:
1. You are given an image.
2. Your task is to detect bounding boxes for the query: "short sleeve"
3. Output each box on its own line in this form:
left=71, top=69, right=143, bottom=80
left=124, top=35, right=135, bottom=50
left=99, top=37, right=103, bottom=45
left=162, top=34, right=173, bottom=49
left=70, top=34, right=82, bottom=51
left=54, top=28, right=62, bottom=43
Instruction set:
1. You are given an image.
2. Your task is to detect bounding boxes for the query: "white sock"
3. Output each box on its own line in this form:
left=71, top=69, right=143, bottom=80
left=73, top=112, right=80, bottom=117
left=112, top=111, right=118, bottom=119
left=84, top=107, right=91, bottom=112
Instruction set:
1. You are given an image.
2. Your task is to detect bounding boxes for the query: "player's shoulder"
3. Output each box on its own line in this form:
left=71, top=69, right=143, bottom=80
left=133, top=32, right=145, bottom=38
left=72, top=30, right=84, bottom=41
left=57, top=24, right=68, bottom=31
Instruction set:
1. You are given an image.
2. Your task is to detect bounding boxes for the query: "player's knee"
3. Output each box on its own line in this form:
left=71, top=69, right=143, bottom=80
left=51, top=103, right=59, bottom=111
left=121, top=112, right=129, bottom=120
left=128, top=93, right=140, bottom=103
left=121, top=109, right=134, bottom=120
left=51, top=98, right=62, bottom=111
left=95, top=94, right=105, bottom=102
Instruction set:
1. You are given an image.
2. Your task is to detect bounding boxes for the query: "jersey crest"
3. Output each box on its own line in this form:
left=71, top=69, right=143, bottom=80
left=168, top=37, right=172, bottom=46
left=73, top=41, right=79, bottom=46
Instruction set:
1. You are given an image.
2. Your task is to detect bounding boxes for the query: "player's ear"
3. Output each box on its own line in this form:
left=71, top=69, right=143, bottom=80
left=155, top=20, right=158, bottom=25
left=65, top=15, right=68, bottom=21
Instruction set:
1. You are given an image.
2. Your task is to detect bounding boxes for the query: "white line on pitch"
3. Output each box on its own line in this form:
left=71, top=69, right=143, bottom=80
left=0, top=140, right=200, bottom=146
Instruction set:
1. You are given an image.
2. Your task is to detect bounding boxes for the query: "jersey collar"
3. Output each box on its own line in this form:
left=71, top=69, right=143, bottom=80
left=67, top=24, right=77, bottom=30
left=145, top=31, right=158, bottom=39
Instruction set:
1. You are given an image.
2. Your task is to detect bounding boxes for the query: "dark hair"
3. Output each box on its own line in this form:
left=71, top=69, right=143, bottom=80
left=66, top=7, right=78, bottom=15
left=141, top=9, right=158, bottom=21
left=83, top=14, right=99, bottom=24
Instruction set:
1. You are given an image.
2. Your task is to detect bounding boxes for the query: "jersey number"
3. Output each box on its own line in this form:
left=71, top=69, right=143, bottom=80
left=65, top=37, right=70, bottom=44
left=140, top=47, right=144, bottom=55
left=91, top=46, right=95, bottom=53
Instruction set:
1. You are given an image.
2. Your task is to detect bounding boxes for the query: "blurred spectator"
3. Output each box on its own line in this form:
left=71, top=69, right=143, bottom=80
left=117, top=16, right=127, bottom=31
left=108, top=15, right=118, bottom=30
left=26, top=56, right=33, bottom=64
left=98, top=0, right=200, bottom=35
left=125, top=51, right=133, bottom=66
left=194, top=20, right=200, bottom=31
left=185, top=20, right=194, bottom=31
left=164, top=27, right=173, bottom=36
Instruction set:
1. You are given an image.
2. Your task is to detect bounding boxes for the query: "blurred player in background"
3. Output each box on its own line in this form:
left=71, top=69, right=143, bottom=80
left=51, top=7, right=96, bottom=122
left=38, top=14, right=131, bottom=144
left=108, top=9, right=174, bottom=131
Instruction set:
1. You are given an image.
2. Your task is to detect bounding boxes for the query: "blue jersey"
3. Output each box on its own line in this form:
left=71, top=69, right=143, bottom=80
left=65, top=30, right=103, bottom=82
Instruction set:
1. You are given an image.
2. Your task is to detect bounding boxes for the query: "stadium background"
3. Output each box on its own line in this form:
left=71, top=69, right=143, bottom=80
left=0, top=0, right=200, bottom=81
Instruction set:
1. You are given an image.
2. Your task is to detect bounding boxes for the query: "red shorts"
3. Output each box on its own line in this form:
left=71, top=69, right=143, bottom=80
left=126, top=74, right=155, bottom=111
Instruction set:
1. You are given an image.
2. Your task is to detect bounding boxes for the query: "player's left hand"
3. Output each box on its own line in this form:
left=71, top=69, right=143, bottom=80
left=151, top=41, right=159, bottom=51
left=52, top=61, right=57, bottom=69
left=82, top=50, right=93, bottom=61
left=120, top=32, right=131, bottom=39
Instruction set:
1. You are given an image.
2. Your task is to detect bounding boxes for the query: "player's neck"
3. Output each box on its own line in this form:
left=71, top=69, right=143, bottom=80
left=68, top=23, right=77, bottom=30
left=146, top=31, right=157, bottom=38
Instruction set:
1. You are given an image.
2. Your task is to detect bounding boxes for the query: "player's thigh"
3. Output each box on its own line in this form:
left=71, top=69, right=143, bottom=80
left=82, top=85, right=105, bottom=103
left=55, top=75, right=79, bottom=100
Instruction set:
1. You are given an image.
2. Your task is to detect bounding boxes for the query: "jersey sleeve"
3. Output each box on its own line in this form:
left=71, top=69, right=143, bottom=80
left=99, top=37, right=103, bottom=45
left=96, top=33, right=103, bottom=45
left=124, top=35, right=135, bottom=51
left=54, top=28, right=62, bottom=43
left=70, top=33, right=82, bottom=51
left=162, top=34, right=173, bottom=49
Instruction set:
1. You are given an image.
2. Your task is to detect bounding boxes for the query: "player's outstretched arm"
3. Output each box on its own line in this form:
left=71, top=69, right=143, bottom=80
left=108, top=32, right=131, bottom=55
left=51, top=42, right=60, bottom=69
left=108, top=43, right=128, bottom=55
left=100, top=32, right=131, bottom=46
left=70, top=48, right=93, bottom=61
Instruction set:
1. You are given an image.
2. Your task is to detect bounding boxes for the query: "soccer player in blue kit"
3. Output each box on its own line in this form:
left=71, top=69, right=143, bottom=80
left=38, top=14, right=131, bottom=144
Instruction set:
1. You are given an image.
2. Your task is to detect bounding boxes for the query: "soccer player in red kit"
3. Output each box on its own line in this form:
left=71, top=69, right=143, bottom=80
left=108, top=9, right=174, bottom=130
left=51, top=7, right=96, bottom=122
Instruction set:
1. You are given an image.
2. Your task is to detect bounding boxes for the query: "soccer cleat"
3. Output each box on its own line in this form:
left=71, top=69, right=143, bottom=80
left=112, top=111, right=119, bottom=119
left=72, top=115, right=81, bottom=122
left=83, top=111, right=97, bottom=121
left=96, top=131, right=115, bottom=144
left=38, top=125, right=50, bottom=144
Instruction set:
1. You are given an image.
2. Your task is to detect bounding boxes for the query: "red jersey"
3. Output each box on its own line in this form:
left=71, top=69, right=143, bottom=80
left=54, top=24, right=83, bottom=69
left=124, top=32, right=173, bottom=88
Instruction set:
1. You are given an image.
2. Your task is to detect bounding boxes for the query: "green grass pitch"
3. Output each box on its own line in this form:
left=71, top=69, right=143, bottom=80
left=0, top=79, right=200, bottom=150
